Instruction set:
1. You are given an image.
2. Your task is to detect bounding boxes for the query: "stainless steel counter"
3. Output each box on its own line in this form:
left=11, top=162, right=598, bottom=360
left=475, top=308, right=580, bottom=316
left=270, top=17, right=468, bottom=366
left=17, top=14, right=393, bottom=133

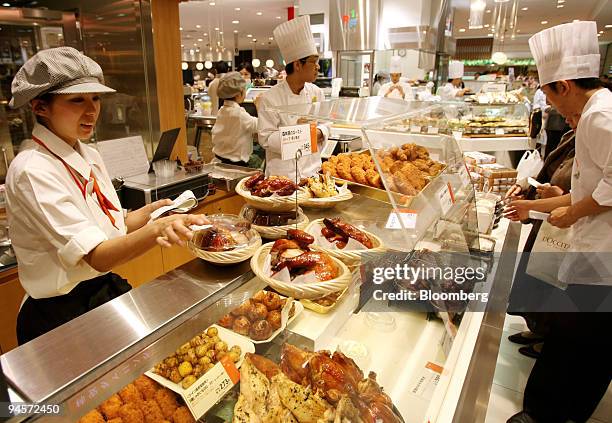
left=1, top=259, right=253, bottom=420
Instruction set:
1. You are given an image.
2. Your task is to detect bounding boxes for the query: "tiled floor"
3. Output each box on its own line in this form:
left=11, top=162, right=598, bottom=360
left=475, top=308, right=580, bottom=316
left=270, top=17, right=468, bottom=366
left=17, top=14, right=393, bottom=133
left=484, top=314, right=612, bottom=423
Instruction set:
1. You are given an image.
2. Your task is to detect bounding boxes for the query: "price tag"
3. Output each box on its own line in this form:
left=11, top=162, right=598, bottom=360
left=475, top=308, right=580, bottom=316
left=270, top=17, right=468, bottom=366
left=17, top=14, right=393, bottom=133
left=427, top=126, right=439, bottom=134
left=410, top=125, right=421, bottom=133
left=459, top=165, right=471, bottom=187
left=452, top=130, right=463, bottom=140
left=438, top=183, right=455, bottom=215
left=495, top=128, right=505, bottom=135
left=386, top=209, right=418, bottom=229
left=409, top=362, right=443, bottom=400
left=184, top=356, right=240, bottom=418
left=321, top=140, right=338, bottom=158
left=280, top=123, right=317, bottom=160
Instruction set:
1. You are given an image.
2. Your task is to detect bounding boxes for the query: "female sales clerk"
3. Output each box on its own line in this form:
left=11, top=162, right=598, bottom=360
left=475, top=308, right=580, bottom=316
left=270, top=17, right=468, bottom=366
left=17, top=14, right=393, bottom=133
left=6, top=47, right=208, bottom=345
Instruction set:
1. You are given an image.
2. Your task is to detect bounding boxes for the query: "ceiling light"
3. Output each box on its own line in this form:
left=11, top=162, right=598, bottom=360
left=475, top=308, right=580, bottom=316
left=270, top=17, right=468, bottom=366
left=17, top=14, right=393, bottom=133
left=219, top=31, right=223, bottom=34
left=180, top=44, right=184, bottom=47
left=247, top=34, right=252, bottom=37
left=256, top=11, right=263, bottom=16
left=196, top=24, right=201, bottom=28
left=253, top=39, right=257, bottom=42
left=557, top=4, right=564, bottom=7
left=203, top=32, right=207, bottom=36
left=193, top=43, right=198, bottom=47
left=486, top=9, right=491, bottom=13
left=2, top=3, right=10, bottom=6
left=484, top=24, right=490, bottom=27
left=541, top=20, right=548, bottom=24
left=252, top=58, right=261, bottom=67
left=209, top=1, right=215, bottom=5
left=558, top=0, right=565, bottom=3
left=214, top=27, right=219, bottom=30
left=521, top=7, right=528, bottom=11
left=235, top=7, right=240, bottom=11
left=276, top=16, right=281, bottom=19
left=492, top=51, right=507, bottom=65
left=487, top=33, right=494, bottom=36
left=266, top=59, right=274, bottom=67
left=205, top=61, right=212, bottom=69
left=181, top=62, right=188, bottom=70
left=606, top=25, right=612, bottom=28
left=269, top=37, right=274, bottom=40
left=232, top=20, right=239, bottom=24
left=233, top=30, right=238, bottom=33
left=600, top=31, right=604, bottom=33
left=197, top=38, right=203, bottom=41
left=179, top=27, right=183, bottom=31
left=597, top=33, right=601, bottom=37
left=459, top=28, right=466, bottom=32
left=196, top=62, right=204, bottom=70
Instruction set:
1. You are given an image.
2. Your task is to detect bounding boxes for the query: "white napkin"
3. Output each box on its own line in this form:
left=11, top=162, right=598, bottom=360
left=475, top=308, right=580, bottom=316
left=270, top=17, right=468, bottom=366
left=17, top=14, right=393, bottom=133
left=150, top=190, right=198, bottom=220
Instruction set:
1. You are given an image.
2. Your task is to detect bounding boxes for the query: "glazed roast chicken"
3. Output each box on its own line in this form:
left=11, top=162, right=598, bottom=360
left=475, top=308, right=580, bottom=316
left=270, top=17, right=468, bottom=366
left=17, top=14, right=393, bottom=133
left=244, top=172, right=298, bottom=197
left=232, top=344, right=402, bottom=423
left=321, top=218, right=373, bottom=249
left=270, top=229, right=339, bottom=281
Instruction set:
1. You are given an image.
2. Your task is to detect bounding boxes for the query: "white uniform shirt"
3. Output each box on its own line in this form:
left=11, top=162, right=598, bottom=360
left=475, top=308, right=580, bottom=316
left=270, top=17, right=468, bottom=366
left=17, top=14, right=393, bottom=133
left=208, top=76, right=222, bottom=116
left=561, top=88, right=612, bottom=285
left=258, top=80, right=329, bottom=179
left=377, top=81, right=414, bottom=100
left=6, top=123, right=126, bottom=298
left=438, top=82, right=460, bottom=101
left=212, top=100, right=258, bottom=163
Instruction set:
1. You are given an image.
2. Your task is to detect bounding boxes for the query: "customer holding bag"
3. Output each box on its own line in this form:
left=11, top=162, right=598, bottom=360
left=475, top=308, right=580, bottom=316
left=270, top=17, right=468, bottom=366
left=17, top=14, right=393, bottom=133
left=505, top=21, right=612, bottom=423
left=6, top=47, right=208, bottom=344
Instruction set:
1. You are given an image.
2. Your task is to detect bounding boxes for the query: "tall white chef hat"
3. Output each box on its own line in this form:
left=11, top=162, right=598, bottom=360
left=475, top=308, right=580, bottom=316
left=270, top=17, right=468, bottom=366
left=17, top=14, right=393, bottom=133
left=529, top=21, right=600, bottom=86
left=390, top=56, right=402, bottom=74
left=449, top=60, right=464, bottom=79
left=273, top=16, right=318, bottom=65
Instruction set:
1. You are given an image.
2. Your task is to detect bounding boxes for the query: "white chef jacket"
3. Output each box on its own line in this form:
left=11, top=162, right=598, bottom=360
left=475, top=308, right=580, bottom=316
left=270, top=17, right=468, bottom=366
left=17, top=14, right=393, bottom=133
left=377, top=81, right=414, bottom=100
left=212, top=100, right=258, bottom=163
left=5, top=123, right=126, bottom=298
left=257, top=80, right=329, bottom=179
left=438, top=82, right=460, bottom=101
left=208, top=76, right=222, bottom=116
left=560, top=88, right=612, bottom=285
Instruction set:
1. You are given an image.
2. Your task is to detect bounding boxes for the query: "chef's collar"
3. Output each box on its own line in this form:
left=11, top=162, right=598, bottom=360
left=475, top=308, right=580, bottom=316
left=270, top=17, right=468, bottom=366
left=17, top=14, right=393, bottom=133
left=581, top=88, right=609, bottom=115
left=32, top=123, right=95, bottom=180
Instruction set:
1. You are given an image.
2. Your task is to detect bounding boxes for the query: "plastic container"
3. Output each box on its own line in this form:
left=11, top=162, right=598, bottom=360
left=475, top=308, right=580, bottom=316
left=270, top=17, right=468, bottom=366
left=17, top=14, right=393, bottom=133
left=152, top=160, right=176, bottom=178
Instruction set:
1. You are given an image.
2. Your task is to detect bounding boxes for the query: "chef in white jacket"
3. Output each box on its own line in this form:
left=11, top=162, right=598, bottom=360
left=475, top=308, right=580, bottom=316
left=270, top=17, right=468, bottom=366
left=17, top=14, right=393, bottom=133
left=438, top=60, right=470, bottom=100
left=377, top=56, right=414, bottom=100
left=257, top=15, right=329, bottom=179
left=504, top=21, right=612, bottom=423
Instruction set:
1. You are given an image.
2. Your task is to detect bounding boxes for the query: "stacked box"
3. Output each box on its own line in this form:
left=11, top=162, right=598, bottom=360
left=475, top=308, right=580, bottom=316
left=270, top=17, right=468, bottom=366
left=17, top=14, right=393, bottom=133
left=472, top=163, right=518, bottom=194
left=464, top=152, right=496, bottom=172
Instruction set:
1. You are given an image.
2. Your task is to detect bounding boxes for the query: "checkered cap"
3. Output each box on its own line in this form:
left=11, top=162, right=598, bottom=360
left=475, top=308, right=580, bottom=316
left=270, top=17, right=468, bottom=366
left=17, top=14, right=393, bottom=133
left=9, top=46, right=115, bottom=108
left=217, top=71, right=246, bottom=99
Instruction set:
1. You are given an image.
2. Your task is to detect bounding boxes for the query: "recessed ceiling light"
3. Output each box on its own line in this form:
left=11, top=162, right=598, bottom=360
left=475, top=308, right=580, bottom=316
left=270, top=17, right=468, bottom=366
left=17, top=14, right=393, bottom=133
left=541, top=20, right=548, bottom=24
left=233, top=30, right=238, bottom=33
left=269, top=37, right=274, bottom=40
left=197, top=38, right=203, bottom=41
left=521, top=7, right=528, bottom=11
left=276, top=16, right=282, bottom=19
left=181, top=44, right=184, bottom=47
left=486, top=9, right=491, bottom=13
left=558, top=0, right=565, bottom=3
left=606, top=25, right=612, bottom=28
left=209, top=1, right=215, bottom=5
left=214, top=27, right=219, bottom=30
left=600, top=30, right=605, bottom=33
left=232, top=20, right=239, bottom=24
left=219, top=31, right=223, bottom=34
left=459, top=28, right=466, bottom=32
left=487, top=33, right=493, bottom=37
left=256, top=11, right=263, bottom=15
left=2, top=3, right=10, bottom=6
left=203, top=32, right=207, bottom=36
left=484, top=24, right=490, bottom=27
left=179, top=27, right=183, bottom=31
left=196, top=24, right=201, bottom=28
left=557, top=4, right=564, bottom=8
left=247, top=34, right=252, bottom=37
left=235, top=7, right=240, bottom=11
left=193, top=43, right=198, bottom=46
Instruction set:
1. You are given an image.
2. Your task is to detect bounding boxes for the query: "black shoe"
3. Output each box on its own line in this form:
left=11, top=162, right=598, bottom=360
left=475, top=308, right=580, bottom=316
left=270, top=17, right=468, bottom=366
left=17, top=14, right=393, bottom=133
left=518, top=342, right=543, bottom=359
left=507, top=411, right=539, bottom=423
left=508, top=331, right=544, bottom=345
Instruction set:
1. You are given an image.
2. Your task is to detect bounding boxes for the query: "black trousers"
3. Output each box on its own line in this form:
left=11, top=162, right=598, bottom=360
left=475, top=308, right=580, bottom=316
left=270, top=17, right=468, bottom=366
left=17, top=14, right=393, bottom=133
left=215, top=155, right=249, bottom=167
left=17, top=273, right=131, bottom=345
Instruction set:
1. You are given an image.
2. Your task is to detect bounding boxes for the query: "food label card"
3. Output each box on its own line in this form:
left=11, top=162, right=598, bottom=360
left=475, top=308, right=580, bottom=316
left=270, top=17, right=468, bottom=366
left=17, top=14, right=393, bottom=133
left=280, top=123, right=317, bottom=160
left=438, top=183, right=455, bottom=215
left=386, top=209, right=418, bottom=230
left=409, top=362, right=443, bottom=400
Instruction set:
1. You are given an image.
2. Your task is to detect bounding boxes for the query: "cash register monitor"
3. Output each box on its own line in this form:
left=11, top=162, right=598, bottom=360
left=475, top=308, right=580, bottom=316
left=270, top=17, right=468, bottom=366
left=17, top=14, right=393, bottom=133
left=149, top=127, right=181, bottom=172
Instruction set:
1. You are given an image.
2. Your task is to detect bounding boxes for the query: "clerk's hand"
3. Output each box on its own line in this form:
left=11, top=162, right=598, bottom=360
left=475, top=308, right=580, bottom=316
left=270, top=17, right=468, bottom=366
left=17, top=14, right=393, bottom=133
left=154, top=214, right=210, bottom=248
left=548, top=206, right=578, bottom=228
left=505, top=184, right=523, bottom=200
left=297, top=117, right=312, bottom=125
left=537, top=185, right=564, bottom=199
left=504, top=199, right=532, bottom=222
left=396, top=85, right=405, bottom=97
left=126, top=199, right=173, bottom=232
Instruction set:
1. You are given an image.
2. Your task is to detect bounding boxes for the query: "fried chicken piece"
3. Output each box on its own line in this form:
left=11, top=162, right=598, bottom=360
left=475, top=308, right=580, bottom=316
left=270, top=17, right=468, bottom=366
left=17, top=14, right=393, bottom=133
left=351, top=166, right=368, bottom=185
left=365, top=169, right=383, bottom=188
left=118, top=384, right=143, bottom=407
left=100, top=393, right=123, bottom=419
left=400, top=164, right=428, bottom=190
left=117, top=403, right=144, bottom=423
left=393, top=172, right=418, bottom=196
left=107, top=418, right=123, bottom=423
left=154, top=388, right=178, bottom=420
left=321, top=161, right=338, bottom=177
left=133, top=375, right=158, bottom=401
left=328, top=155, right=339, bottom=165
left=172, top=406, right=195, bottom=423
left=78, top=410, right=105, bottom=423
left=336, top=163, right=354, bottom=181
left=141, top=400, right=164, bottom=423
left=362, top=159, right=376, bottom=170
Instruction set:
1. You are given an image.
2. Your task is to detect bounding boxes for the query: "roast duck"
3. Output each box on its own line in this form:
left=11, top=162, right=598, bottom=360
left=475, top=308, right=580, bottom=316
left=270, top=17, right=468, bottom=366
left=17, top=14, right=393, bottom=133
left=270, top=229, right=339, bottom=281
left=232, top=343, right=403, bottom=423
left=320, top=218, right=373, bottom=249
left=244, top=172, right=298, bottom=197
left=191, top=221, right=251, bottom=252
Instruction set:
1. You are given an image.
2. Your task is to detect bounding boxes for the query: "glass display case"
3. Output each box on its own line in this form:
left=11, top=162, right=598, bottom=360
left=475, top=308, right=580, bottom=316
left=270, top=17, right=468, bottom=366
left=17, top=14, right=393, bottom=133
left=0, top=98, right=520, bottom=423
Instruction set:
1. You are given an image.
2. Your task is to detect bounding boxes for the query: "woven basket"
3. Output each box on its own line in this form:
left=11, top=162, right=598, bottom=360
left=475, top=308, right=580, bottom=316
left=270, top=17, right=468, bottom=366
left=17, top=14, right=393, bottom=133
left=299, top=186, right=353, bottom=209
left=235, top=176, right=311, bottom=212
left=189, top=231, right=262, bottom=265
left=239, top=206, right=310, bottom=240
left=305, top=219, right=385, bottom=267
left=250, top=243, right=351, bottom=299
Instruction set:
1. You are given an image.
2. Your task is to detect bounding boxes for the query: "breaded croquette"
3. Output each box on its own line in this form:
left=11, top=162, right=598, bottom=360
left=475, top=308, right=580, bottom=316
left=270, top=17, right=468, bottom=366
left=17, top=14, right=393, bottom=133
left=154, top=388, right=179, bottom=420
left=118, top=403, right=144, bottom=423
left=133, top=375, right=159, bottom=401
left=172, top=406, right=196, bottom=423
left=118, top=383, right=143, bottom=406
left=107, top=419, right=123, bottom=423
left=141, top=400, right=165, bottom=423
left=78, top=410, right=105, bottom=423
left=100, top=393, right=123, bottom=419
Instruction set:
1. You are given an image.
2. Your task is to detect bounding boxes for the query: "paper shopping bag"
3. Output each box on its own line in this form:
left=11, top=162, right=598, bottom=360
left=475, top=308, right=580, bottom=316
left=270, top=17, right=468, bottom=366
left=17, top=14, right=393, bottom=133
left=525, top=221, right=572, bottom=289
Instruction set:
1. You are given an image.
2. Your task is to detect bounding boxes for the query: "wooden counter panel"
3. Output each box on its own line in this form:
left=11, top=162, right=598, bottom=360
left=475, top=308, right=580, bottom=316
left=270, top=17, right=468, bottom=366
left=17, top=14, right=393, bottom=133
left=0, top=274, right=24, bottom=353
left=113, top=247, right=164, bottom=289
